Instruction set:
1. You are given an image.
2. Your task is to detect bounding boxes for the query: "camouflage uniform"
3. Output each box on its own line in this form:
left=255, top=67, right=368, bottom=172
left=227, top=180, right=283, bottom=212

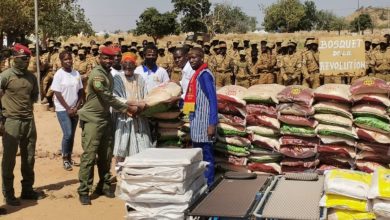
left=74, top=50, right=93, bottom=94
left=210, top=52, right=234, bottom=88
left=280, top=52, right=302, bottom=86
left=233, top=51, right=252, bottom=88
left=302, top=41, right=320, bottom=89
left=370, top=47, right=390, bottom=82
left=252, top=48, right=276, bottom=84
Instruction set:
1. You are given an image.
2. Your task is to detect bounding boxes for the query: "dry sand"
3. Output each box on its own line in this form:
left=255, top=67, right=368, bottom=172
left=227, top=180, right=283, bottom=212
left=0, top=104, right=126, bottom=220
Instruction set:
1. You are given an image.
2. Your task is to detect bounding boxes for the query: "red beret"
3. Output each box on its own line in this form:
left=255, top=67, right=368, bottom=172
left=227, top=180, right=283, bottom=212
left=13, top=43, right=32, bottom=56
left=112, top=46, right=121, bottom=55
left=100, top=46, right=116, bottom=56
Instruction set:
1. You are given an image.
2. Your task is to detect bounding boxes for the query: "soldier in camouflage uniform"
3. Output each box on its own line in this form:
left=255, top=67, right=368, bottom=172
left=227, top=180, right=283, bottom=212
left=370, top=38, right=390, bottom=81
left=41, top=42, right=58, bottom=106
left=27, top=44, right=41, bottom=78
left=203, top=42, right=212, bottom=64
left=210, top=43, right=233, bottom=88
left=74, top=49, right=92, bottom=94
left=252, top=42, right=276, bottom=84
left=302, top=39, right=320, bottom=88
left=276, top=41, right=289, bottom=84
left=280, top=42, right=302, bottom=85
left=156, top=45, right=171, bottom=73
left=233, top=50, right=252, bottom=87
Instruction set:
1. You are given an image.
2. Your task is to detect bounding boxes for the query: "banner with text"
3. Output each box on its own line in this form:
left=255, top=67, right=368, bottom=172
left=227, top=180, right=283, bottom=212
left=319, top=36, right=365, bottom=77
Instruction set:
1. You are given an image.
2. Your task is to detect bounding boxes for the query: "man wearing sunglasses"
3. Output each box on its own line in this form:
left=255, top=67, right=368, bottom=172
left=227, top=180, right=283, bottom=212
left=0, top=44, right=44, bottom=206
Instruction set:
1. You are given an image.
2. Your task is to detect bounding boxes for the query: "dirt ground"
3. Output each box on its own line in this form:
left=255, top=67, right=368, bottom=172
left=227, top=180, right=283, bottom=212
left=0, top=104, right=126, bottom=220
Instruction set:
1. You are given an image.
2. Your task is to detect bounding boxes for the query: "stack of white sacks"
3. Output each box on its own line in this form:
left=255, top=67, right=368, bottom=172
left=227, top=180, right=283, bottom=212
left=368, top=167, right=390, bottom=219
left=116, top=148, right=208, bottom=220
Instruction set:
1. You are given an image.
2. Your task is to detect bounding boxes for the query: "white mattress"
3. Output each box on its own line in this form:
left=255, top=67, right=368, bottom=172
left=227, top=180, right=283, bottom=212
left=119, top=161, right=207, bottom=182
left=121, top=181, right=207, bottom=204
left=119, top=148, right=203, bottom=167
left=116, top=173, right=206, bottom=196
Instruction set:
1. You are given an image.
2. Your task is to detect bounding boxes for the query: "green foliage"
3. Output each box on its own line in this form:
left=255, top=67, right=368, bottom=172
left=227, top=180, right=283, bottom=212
left=350, top=13, right=374, bottom=32
left=135, top=7, right=179, bottom=43
left=207, top=3, right=257, bottom=34
left=172, top=0, right=211, bottom=33
left=0, top=0, right=93, bottom=45
left=263, top=0, right=305, bottom=32
left=298, top=1, right=318, bottom=31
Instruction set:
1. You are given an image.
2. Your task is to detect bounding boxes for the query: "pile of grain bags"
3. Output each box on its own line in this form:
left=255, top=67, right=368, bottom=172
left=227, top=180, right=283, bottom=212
left=277, top=85, right=319, bottom=173
left=215, top=85, right=251, bottom=172
left=350, top=77, right=390, bottom=173
left=368, top=167, right=390, bottom=219
left=243, top=84, right=285, bottom=174
left=320, top=169, right=375, bottom=219
left=313, top=84, right=357, bottom=172
left=142, top=82, right=182, bottom=116
left=116, top=148, right=208, bottom=220
left=153, top=111, right=185, bottom=148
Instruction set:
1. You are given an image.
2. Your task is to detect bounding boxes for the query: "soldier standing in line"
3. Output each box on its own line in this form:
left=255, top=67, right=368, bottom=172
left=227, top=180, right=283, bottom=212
left=203, top=42, right=212, bottom=64
left=229, top=39, right=240, bottom=59
left=209, top=43, right=234, bottom=88
left=276, top=41, right=289, bottom=85
left=156, top=45, right=171, bottom=73
left=302, top=39, right=320, bottom=88
left=233, top=50, right=252, bottom=87
left=41, top=42, right=57, bottom=107
left=370, top=38, right=390, bottom=81
left=27, top=44, right=42, bottom=79
left=74, top=49, right=92, bottom=94
left=280, top=41, right=302, bottom=85
left=252, top=42, right=276, bottom=84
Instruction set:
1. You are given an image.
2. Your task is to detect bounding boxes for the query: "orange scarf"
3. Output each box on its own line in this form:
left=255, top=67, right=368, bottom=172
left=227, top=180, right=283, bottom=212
left=183, top=63, right=208, bottom=115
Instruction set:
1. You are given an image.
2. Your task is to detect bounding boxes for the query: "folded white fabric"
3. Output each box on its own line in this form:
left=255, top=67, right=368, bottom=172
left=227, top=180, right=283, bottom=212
left=120, top=181, right=207, bottom=204
left=119, top=148, right=203, bottom=167
left=373, top=199, right=390, bottom=218
left=116, top=173, right=206, bottom=196
left=119, top=161, right=207, bottom=182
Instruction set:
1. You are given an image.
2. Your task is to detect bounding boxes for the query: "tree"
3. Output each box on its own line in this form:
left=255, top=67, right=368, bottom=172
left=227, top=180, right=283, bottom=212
left=262, top=0, right=305, bottom=32
left=298, top=1, right=318, bottom=31
left=0, top=0, right=93, bottom=47
left=351, top=13, right=373, bottom=33
left=172, top=0, right=211, bottom=33
left=206, top=3, right=257, bottom=34
left=135, top=7, right=178, bottom=44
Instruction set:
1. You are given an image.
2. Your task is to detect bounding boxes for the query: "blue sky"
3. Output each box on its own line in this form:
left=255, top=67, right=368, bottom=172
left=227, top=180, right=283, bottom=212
left=78, top=0, right=390, bottom=32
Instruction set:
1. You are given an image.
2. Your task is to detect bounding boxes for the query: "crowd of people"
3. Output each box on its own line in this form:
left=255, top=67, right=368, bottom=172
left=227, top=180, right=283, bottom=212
left=0, top=32, right=389, bottom=210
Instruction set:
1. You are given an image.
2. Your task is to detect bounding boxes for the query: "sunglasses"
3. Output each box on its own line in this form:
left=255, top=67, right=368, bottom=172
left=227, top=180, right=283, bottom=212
left=15, top=55, right=31, bottom=61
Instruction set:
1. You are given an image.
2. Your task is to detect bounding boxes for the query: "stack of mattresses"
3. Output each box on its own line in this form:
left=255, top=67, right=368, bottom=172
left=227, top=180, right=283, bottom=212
left=277, top=85, right=319, bottom=173
left=242, top=84, right=285, bottom=175
left=313, top=84, right=357, bottom=173
left=215, top=85, right=251, bottom=172
left=116, top=148, right=208, bottom=220
left=350, top=77, right=390, bottom=173
left=320, top=169, right=375, bottom=220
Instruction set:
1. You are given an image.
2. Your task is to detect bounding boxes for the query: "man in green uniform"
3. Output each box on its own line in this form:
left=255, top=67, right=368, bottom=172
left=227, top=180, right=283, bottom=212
left=77, top=47, right=133, bottom=205
left=0, top=44, right=43, bottom=206
left=234, top=50, right=252, bottom=87
left=252, top=42, right=277, bottom=84
left=210, top=43, right=234, bottom=88
left=302, top=39, right=320, bottom=88
left=280, top=42, right=302, bottom=85
left=370, top=38, right=390, bottom=81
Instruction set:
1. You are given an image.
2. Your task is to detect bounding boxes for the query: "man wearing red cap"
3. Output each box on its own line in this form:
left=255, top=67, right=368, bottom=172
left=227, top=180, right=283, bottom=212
left=76, top=46, right=135, bottom=205
left=0, top=44, right=43, bottom=206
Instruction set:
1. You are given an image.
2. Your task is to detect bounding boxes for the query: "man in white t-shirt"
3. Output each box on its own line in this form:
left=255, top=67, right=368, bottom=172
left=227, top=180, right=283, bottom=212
left=134, top=44, right=169, bottom=91
left=173, top=47, right=195, bottom=99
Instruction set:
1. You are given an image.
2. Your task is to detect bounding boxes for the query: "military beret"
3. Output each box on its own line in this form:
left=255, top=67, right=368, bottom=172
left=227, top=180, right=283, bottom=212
left=100, top=46, right=116, bottom=56
left=239, top=50, right=246, bottom=56
left=112, top=46, right=121, bottom=55
left=78, top=49, right=85, bottom=55
left=13, top=43, right=32, bottom=56
left=288, top=42, right=295, bottom=47
left=281, top=41, right=289, bottom=48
